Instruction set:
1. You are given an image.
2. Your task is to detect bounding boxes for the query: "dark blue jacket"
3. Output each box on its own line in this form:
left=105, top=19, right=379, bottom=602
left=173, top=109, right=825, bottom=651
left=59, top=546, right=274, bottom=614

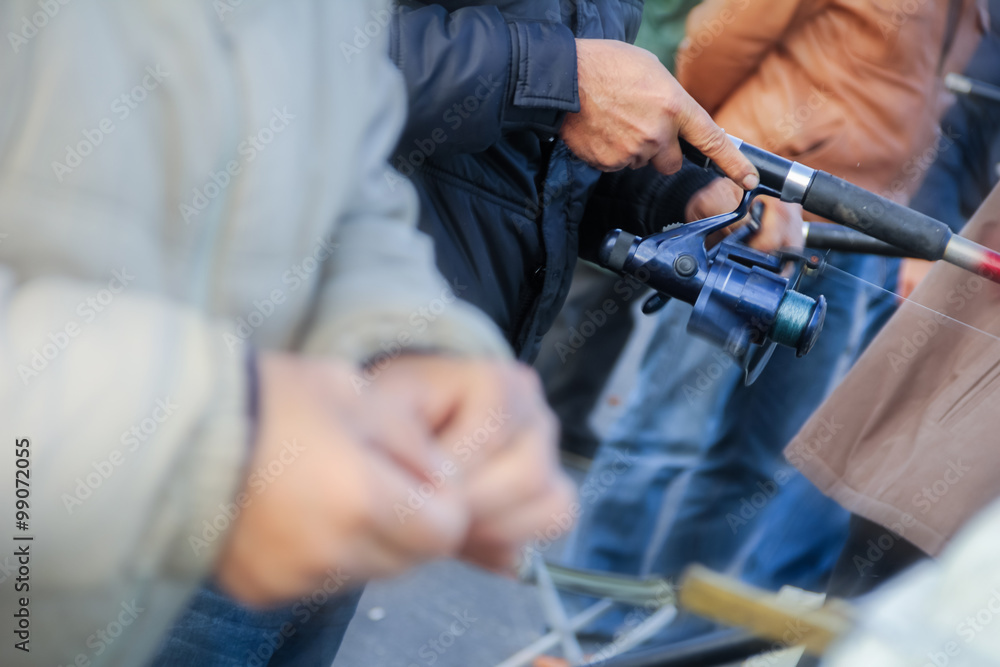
left=910, top=3, right=1000, bottom=231
left=390, top=0, right=714, bottom=359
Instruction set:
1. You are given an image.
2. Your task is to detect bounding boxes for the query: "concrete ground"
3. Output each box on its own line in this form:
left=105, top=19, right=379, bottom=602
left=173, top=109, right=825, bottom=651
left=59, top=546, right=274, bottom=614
left=330, top=553, right=805, bottom=667
left=331, top=558, right=550, bottom=667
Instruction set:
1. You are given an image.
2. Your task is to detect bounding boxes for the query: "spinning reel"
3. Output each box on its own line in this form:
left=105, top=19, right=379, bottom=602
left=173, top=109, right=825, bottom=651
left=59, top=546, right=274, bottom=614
left=599, top=186, right=825, bottom=385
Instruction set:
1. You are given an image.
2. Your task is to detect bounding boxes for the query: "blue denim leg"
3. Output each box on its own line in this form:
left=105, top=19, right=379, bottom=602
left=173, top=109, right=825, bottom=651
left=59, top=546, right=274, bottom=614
left=641, top=251, right=875, bottom=583
left=733, top=469, right=849, bottom=591
left=732, top=255, right=901, bottom=592
left=561, top=299, right=738, bottom=579
left=150, top=581, right=361, bottom=667
left=559, top=299, right=742, bottom=635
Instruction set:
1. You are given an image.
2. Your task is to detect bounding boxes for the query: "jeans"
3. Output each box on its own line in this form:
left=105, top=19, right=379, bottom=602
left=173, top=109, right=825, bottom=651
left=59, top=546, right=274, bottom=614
left=535, top=262, right=643, bottom=459
left=562, top=252, right=899, bottom=636
left=150, top=581, right=362, bottom=667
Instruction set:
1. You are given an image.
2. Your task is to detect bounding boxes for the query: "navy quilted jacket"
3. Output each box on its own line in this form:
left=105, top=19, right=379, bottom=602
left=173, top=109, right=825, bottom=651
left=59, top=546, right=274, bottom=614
left=390, top=0, right=715, bottom=359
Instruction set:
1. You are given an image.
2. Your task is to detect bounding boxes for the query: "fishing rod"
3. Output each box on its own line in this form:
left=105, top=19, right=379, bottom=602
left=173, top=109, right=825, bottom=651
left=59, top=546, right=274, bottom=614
left=946, top=72, right=1000, bottom=105
left=596, top=135, right=1000, bottom=383
left=680, top=135, right=1000, bottom=278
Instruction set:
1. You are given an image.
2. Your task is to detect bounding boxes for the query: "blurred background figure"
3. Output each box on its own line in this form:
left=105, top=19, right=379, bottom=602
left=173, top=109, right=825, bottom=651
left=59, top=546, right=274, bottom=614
left=821, top=494, right=1000, bottom=667
left=560, top=0, right=985, bottom=645
left=0, top=1, right=574, bottom=666
left=790, top=8, right=1000, bottom=664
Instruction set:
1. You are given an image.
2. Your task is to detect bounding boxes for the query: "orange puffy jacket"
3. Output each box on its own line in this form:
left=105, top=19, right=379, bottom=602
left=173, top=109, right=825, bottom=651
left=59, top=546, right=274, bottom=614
left=677, top=0, right=987, bottom=203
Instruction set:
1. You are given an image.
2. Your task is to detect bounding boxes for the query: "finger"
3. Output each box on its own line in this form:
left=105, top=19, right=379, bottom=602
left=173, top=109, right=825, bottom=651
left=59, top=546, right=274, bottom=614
left=365, top=449, right=470, bottom=563
left=215, top=547, right=312, bottom=607
left=693, top=178, right=743, bottom=219
left=650, top=136, right=684, bottom=175
left=340, top=529, right=429, bottom=581
left=628, top=136, right=662, bottom=171
left=468, top=475, right=577, bottom=545
left=462, top=414, right=560, bottom=520
left=436, top=365, right=544, bottom=471
left=459, top=541, right=520, bottom=574
left=464, top=474, right=577, bottom=555
left=748, top=199, right=800, bottom=253
left=677, top=98, right=759, bottom=190
left=354, top=390, right=440, bottom=482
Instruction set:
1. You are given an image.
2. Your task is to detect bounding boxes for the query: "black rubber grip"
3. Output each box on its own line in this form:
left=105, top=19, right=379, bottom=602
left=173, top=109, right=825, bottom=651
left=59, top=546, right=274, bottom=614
left=801, top=171, right=951, bottom=261
left=804, top=222, right=911, bottom=257
left=679, top=138, right=712, bottom=170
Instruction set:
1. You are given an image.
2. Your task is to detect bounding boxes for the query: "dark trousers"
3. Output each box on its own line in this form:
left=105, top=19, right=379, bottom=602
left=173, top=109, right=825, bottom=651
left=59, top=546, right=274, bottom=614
left=795, top=514, right=929, bottom=667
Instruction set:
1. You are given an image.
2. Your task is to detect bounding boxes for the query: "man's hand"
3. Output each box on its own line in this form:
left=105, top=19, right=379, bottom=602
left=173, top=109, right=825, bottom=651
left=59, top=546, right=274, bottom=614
left=372, top=356, right=577, bottom=573
left=685, top=177, right=742, bottom=223
left=560, top=39, right=759, bottom=190
left=748, top=199, right=804, bottom=253
left=216, top=353, right=470, bottom=606
left=897, top=258, right=934, bottom=300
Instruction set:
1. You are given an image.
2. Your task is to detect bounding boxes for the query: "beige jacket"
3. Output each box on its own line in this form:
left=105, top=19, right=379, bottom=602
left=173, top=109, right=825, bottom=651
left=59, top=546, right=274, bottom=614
left=787, top=183, right=1000, bottom=557
left=0, top=1, right=508, bottom=665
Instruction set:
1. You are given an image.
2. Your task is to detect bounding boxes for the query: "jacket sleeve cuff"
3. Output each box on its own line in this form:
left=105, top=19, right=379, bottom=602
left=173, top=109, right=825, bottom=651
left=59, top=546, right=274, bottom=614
left=503, top=21, right=579, bottom=134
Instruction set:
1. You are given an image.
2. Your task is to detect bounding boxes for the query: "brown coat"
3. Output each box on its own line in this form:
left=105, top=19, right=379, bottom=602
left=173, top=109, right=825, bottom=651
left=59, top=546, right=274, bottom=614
left=786, top=183, right=1000, bottom=556
left=676, top=0, right=985, bottom=202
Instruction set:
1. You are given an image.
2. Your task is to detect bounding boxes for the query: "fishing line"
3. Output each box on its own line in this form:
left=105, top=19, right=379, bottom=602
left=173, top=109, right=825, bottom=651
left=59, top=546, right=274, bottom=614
left=819, top=263, right=1000, bottom=345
